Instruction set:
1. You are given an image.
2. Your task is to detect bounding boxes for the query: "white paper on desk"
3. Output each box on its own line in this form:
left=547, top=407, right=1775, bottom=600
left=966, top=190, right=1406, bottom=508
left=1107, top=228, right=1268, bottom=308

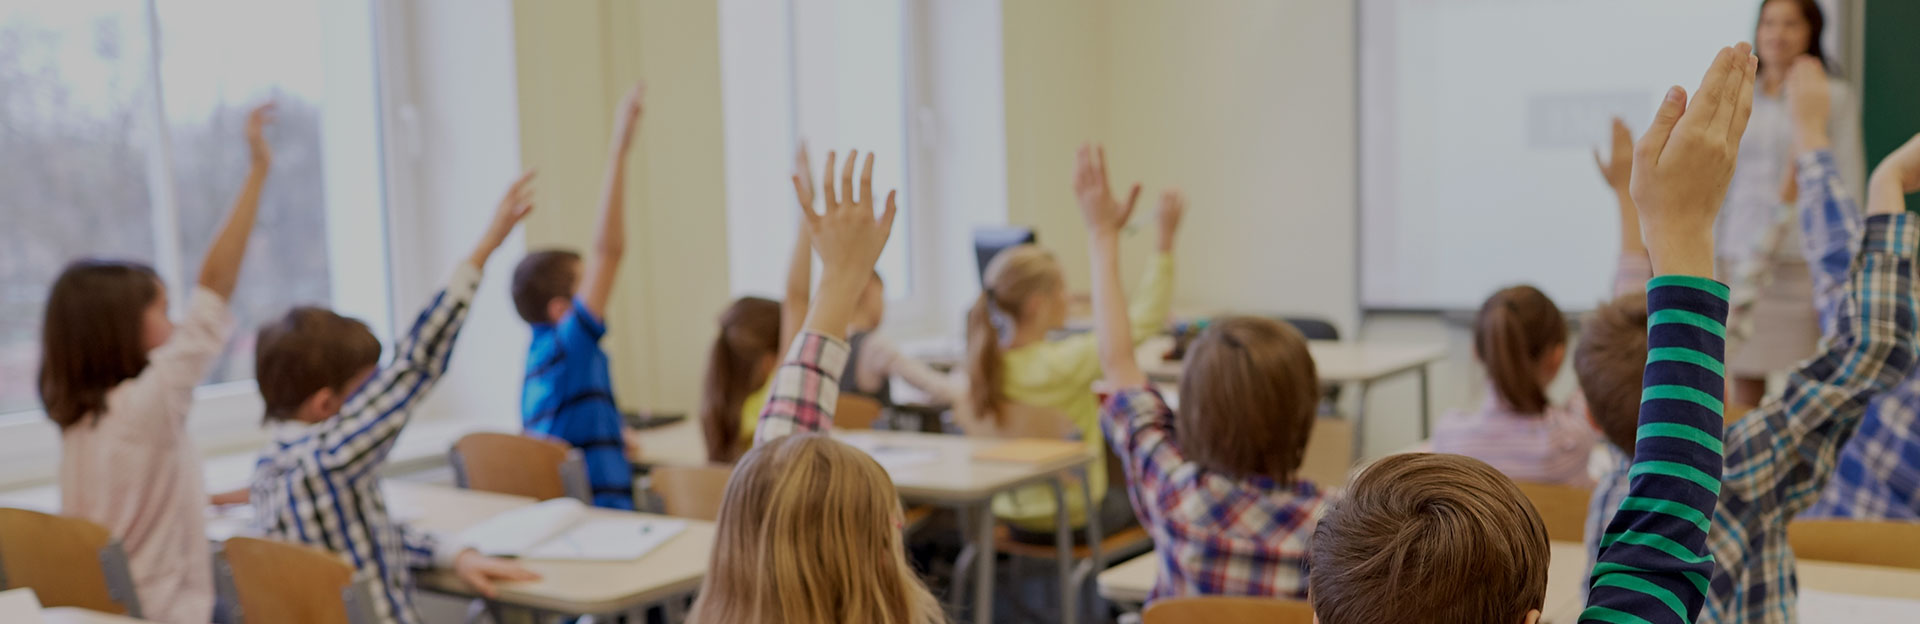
left=844, top=440, right=937, bottom=471
left=0, top=588, right=46, bottom=624
left=1799, top=588, right=1920, bottom=624
left=460, top=498, right=687, bottom=561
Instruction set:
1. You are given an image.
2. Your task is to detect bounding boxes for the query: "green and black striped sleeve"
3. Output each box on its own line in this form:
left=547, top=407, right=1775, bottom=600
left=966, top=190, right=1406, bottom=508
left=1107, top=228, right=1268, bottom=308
left=1580, top=275, right=1728, bottom=624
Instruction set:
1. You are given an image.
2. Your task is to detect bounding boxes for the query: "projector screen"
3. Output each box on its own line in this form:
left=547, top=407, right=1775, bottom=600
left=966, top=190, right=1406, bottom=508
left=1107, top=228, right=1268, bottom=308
left=1359, top=0, right=1764, bottom=311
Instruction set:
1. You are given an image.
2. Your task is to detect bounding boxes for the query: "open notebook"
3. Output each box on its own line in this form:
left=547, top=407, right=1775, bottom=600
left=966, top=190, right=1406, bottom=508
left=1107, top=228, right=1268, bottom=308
left=458, top=498, right=686, bottom=561
left=1799, top=588, right=1920, bottom=624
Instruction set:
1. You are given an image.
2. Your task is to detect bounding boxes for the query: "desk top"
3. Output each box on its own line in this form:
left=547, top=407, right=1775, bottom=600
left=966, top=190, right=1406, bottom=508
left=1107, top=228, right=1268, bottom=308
left=40, top=607, right=147, bottom=623
left=393, top=481, right=718, bottom=615
left=1136, top=336, right=1447, bottom=384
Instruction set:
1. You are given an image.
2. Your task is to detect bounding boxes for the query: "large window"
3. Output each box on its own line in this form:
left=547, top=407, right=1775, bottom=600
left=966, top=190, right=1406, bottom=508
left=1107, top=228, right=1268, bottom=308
left=0, top=0, right=388, bottom=416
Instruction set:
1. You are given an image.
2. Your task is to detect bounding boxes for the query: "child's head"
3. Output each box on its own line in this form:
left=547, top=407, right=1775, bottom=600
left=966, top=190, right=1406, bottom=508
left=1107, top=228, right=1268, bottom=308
left=964, top=245, right=1067, bottom=419
left=690, top=433, right=941, bottom=624
left=1176, top=316, right=1319, bottom=482
left=700, top=296, right=783, bottom=463
left=1573, top=293, right=1649, bottom=456
left=1474, top=285, right=1569, bottom=414
left=38, top=261, right=167, bottom=428
left=255, top=307, right=383, bottom=423
left=1309, top=453, right=1550, bottom=624
left=851, top=270, right=886, bottom=332
left=511, top=249, right=584, bottom=325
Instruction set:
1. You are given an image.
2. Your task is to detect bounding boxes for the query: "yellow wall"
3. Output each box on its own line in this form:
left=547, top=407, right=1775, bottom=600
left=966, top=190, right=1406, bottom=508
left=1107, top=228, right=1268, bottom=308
left=512, top=0, right=731, bottom=411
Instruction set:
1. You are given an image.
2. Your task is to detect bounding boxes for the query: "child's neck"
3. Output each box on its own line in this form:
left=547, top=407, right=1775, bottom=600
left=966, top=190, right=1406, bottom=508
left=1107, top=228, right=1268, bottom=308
left=1006, top=321, right=1051, bottom=350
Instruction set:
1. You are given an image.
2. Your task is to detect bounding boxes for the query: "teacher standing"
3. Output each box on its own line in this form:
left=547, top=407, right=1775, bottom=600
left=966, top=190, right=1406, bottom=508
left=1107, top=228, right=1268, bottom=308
left=1719, top=0, right=1864, bottom=408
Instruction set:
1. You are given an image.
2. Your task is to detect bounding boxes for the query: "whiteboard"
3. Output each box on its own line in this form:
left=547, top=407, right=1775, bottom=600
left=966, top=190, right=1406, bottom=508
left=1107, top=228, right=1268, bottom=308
left=1359, top=0, right=1761, bottom=311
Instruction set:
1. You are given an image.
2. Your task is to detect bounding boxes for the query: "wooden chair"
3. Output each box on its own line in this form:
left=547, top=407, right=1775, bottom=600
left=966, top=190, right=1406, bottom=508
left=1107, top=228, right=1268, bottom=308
left=448, top=432, right=591, bottom=503
left=218, top=537, right=377, bottom=624
left=1788, top=519, right=1920, bottom=570
left=1297, top=416, right=1355, bottom=487
left=1513, top=481, right=1594, bottom=543
left=835, top=394, right=887, bottom=431
left=1142, top=596, right=1317, bottom=624
left=0, top=508, right=141, bottom=616
left=650, top=464, right=735, bottom=522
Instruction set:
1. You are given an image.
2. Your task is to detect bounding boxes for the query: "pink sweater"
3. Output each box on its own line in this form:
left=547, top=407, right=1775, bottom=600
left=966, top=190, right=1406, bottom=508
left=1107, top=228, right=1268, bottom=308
left=61, top=287, right=232, bottom=624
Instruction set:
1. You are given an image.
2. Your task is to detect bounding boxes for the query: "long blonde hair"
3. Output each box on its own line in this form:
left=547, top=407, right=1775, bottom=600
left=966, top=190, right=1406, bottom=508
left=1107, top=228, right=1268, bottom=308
left=964, top=245, right=1064, bottom=425
left=687, top=434, right=944, bottom=624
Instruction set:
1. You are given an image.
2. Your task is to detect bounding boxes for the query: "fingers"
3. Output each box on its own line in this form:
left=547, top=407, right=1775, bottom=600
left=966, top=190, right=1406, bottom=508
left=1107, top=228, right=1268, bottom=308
left=1637, top=86, right=1688, bottom=165
left=1710, top=43, right=1753, bottom=139
left=1593, top=148, right=1607, bottom=174
left=859, top=152, right=875, bottom=208
left=1611, top=116, right=1633, bottom=152
left=1727, top=47, right=1759, bottom=145
left=1681, top=47, right=1735, bottom=136
left=1119, top=183, right=1142, bottom=224
left=879, top=190, right=899, bottom=238
left=840, top=149, right=859, bottom=207
left=822, top=150, right=839, bottom=208
left=1096, top=145, right=1110, bottom=188
left=794, top=140, right=811, bottom=177
left=1074, top=144, right=1093, bottom=190
left=461, top=569, right=498, bottom=598
left=791, top=174, right=818, bottom=217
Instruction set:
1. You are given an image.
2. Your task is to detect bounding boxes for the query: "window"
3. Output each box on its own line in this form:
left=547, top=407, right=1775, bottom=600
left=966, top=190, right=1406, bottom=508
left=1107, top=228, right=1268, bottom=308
left=0, top=0, right=388, bottom=416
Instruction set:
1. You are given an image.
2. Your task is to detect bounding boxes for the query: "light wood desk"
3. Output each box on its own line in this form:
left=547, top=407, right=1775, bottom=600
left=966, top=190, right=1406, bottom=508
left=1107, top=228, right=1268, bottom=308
left=41, top=607, right=148, bottom=623
left=1537, top=547, right=1920, bottom=623
left=629, top=419, right=710, bottom=468
left=392, top=481, right=717, bottom=617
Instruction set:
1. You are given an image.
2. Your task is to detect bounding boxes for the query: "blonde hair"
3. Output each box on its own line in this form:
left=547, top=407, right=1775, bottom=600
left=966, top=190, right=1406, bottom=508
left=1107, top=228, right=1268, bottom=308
left=964, top=245, right=1064, bottom=425
left=688, top=434, right=944, bottom=624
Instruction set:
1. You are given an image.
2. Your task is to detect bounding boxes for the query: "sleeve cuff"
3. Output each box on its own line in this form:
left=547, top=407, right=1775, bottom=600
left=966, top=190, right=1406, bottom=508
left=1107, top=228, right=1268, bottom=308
left=788, top=331, right=852, bottom=377
left=448, top=262, right=484, bottom=299
left=1796, top=149, right=1838, bottom=176
left=432, top=533, right=471, bottom=569
left=188, top=286, right=238, bottom=332
left=1862, top=213, right=1918, bottom=257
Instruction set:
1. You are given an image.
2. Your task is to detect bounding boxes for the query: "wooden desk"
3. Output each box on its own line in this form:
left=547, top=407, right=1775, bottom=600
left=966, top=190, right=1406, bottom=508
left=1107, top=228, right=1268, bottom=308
left=41, top=607, right=148, bottom=623
left=1096, top=549, right=1158, bottom=606
left=1539, top=548, right=1920, bottom=623
left=392, top=481, right=717, bottom=616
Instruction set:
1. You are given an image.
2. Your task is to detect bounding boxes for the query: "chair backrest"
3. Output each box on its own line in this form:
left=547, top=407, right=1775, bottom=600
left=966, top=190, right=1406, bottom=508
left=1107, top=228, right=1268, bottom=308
left=220, top=537, right=376, bottom=624
left=0, top=508, right=141, bottom=616
left=1280, top=316, right=1341, bottom=342
left=835, top=394, right=886, bottom=431
left=1512, top=481, right=1594, bottom=543
left=449, top=432, right=590, bottom=502
left=1788, top=519, right=1920, bottom=570
left=1143, top=596, right=1317, bottom=624
left=650, top=465, right=735, bottom=522
left=961, top=402, right=1077, bottom=440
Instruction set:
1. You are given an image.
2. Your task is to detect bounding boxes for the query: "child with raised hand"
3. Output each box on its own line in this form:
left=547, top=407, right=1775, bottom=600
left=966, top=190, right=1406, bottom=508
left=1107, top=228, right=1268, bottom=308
left=958, top=145, right=1181, bottom=543
left=42, top=102, right=273, bottom=624
left=1431, top=284, right=1598, bottom=487
left=246, top=173, right=542, bottom=624
left=688, top=151, right=943, bottom=624
left=1311, top=43, right=1760, bottom=624
left=515, top=82, right=644, bottom=510
left=780, top=145, right=960, bottom=409
left=1086, top=144, right=1331, bottom=601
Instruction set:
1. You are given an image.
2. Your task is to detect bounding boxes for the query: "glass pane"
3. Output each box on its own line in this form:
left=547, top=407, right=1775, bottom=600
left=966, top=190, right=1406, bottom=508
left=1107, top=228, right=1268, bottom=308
left=0, top=0, right=156, bottom=413
left=155, top=0, right=336, bottom=384
left=829, top=0, right=910, bottom=299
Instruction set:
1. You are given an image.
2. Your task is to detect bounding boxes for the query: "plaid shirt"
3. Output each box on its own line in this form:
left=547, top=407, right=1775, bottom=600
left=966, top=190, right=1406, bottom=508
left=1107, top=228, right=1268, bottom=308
left=248, top=264, right=480, bottom=624
left=755, top=331, right=850, bottom=441
left=1099, top=387, right=1332, bottom=602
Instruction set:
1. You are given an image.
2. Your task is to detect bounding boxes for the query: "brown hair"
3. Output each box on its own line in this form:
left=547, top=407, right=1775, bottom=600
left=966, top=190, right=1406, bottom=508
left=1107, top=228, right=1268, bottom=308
left=688, top=434, right=943, bottom=624
left=38, top=261, right=163, bottom=429
left=254, top=307, right=382, bottom=421
left=701, top=297, right=782, bottom=463
left=1474, top=285, right=1568, bottom=414
left=511, top=249, right=583, bottom=324
left=1574, top=293, right=1649, bottom=457
left=1309, top=453, right=1550, bottom=624
left=964, top=245, right=1063, bottom=424
left=1176, top=317, right=1319, bottom=482
left=1756, top=0, right=1829, bottom=73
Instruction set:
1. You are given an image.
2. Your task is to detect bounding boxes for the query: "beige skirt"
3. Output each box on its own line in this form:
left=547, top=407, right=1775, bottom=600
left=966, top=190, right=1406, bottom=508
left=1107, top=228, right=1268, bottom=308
left=1720, top=256, right=1819, bottom=378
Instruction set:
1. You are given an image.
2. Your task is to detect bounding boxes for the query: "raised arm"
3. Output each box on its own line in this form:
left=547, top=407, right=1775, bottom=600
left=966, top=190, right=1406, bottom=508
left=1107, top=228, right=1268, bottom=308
left=1077, top=144, right=1147, bottom=389
left=756, top=150, right=898, bottom=441
left=197, top=102, right=275, bottom=298
left=578, top=83, right=643, bottom=319
left=1583, top=43, right=1755, bottom=624
left=779, top=144, right=819, bottom=357
left=1784, top=57, right=1861, bottom=333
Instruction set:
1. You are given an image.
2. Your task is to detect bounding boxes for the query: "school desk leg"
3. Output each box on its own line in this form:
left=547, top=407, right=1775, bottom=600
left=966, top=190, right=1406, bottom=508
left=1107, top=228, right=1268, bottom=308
left=1351, top=381, right=1371, bottom=463
left=1076, top=465, right=1105, bottom=623
left=1418, top=366, right=1432, bottom=439
left=1051, top=477, right=1076, bottom=624
left=975, top=503, right=997, bottom=624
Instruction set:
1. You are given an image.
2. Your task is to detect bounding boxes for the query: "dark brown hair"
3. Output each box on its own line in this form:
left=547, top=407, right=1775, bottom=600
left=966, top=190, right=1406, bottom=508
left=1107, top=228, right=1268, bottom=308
left=38, top=261, right=163, bottom=429
left=701, top=297, right=782, bottom=463
left=1176, top=317, right=1319, bottom=482
left=511, top=249, right=583, bottom=324
left=1756, top=0, right=1828, bottom=73
left=965, top=245, right=1063, bottom=424
left=1574, top=293, right=1649, bottom=458
left=1475, top=285, right=1568, bottom=414
left=255, top=307, right=382, bottom=421
left=1309, top=453, right=1550, bottom=624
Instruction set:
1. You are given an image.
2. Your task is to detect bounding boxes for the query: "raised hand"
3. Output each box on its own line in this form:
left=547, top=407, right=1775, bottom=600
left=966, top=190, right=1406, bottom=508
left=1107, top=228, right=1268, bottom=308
left=470, top=170, right=537, bottom=269
left=1868, top=133, right=1920, bottom=216
left=806, top=150, right=897, bottom=279
left=1156, top=190, right=1185, bottom=253
left=1785, top=56, right=1830, bottom=152
left=1631, top=43, right=1758, bottom=277
left=1593, top=117, right=1633, bottom=193
left=613, top=82, right=645, bottom=151
left=246, top=101, right=276, bottom=170
left=1074, top=143, right=1142, bottom=239
left=790, top=141, right=816, bottom=211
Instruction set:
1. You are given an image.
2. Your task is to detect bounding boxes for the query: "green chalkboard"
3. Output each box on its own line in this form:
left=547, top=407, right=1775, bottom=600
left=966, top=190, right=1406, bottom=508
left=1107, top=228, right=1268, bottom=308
left=1864, top=0, right=1920, bottom=209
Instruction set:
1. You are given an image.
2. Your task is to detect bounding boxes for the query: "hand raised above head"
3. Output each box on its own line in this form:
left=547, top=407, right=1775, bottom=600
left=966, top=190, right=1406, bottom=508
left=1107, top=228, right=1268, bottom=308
left=1630, top=42, right=1757, bottom=277
left=1073, top=143, right=1141, bottom=239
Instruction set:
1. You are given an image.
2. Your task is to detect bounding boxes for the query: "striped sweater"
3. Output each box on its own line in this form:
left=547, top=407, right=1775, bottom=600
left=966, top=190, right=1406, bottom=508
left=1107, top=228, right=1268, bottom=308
left=1579, top=275, right=1729, bottom=624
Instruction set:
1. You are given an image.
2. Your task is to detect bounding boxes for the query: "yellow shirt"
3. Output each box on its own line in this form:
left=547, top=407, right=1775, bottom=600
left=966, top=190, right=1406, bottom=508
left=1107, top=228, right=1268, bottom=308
left=739, top=382, right=770, bottom=448
left=991, top=253, right=1175, bottom=530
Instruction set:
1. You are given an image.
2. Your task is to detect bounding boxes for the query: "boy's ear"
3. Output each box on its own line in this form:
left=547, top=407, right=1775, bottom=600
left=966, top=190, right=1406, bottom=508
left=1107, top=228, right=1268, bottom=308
left=547, top=297, right=571, bottom=324
left=299, top=388, right=336, bottom=423
left=1523, top=609, right=1542, bottom=624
